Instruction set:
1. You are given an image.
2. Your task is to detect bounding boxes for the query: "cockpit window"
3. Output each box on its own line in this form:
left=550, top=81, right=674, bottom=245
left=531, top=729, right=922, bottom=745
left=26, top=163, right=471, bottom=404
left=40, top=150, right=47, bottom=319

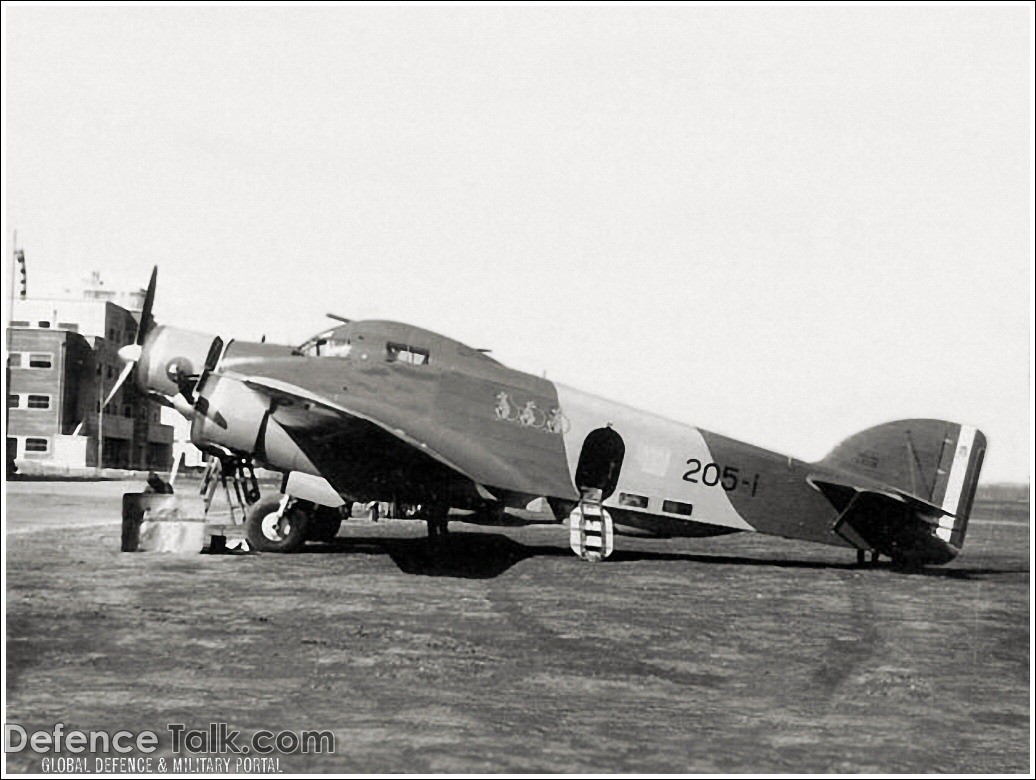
left=323, top=340, right=352, bottom=358
left=299, top=329, right=352, bottom=358
left=386, top=342, right=429, bottom=365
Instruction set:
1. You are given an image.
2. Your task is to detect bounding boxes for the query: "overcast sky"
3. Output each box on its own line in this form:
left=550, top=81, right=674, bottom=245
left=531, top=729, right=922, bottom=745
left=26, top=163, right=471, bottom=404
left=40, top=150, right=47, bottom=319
left=3, top=6, right=1032, bottom=483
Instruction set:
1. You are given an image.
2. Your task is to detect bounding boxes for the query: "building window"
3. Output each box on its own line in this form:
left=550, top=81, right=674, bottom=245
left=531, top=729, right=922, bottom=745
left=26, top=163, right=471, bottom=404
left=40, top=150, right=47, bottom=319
left=7, top=394, right=19, bottom=408
left=24, top=437, right=49, bottom=453
left=58, top=322, right=79, bottom=332
left=28, top=353, right=53, bottom=369
left=108, top=328, right=116, bottom=340
left=662, top=499, right=694, bottom=516
left=107, top=367, right=114, bottom=379
left=7, top=353, right=22, bottom=368
left=27, top=394, right=51, bottom=409
left=38, top=320, right=51, bottom=328
left=10, top=320, right=29, bottom=327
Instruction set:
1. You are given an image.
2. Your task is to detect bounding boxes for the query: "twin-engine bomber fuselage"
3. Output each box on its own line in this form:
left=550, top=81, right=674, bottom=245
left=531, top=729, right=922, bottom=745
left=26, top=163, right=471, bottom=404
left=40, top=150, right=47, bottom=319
left=109, top=269, right=986, bottom=566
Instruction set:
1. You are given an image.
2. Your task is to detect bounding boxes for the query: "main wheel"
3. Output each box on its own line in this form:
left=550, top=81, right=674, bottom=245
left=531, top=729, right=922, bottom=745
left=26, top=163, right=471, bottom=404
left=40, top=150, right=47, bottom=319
left=305, top=510, right=342, bottom=544
left=245, top=496, right=311, bottom=553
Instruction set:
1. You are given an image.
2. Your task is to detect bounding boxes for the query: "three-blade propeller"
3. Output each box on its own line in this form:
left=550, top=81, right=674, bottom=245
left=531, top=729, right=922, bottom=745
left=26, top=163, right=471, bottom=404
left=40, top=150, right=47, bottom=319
left=102, top=266, right=157, bottom=411
left=70, top=266, right=213, bottom=486
left=72, top=267, right=157, bottom=436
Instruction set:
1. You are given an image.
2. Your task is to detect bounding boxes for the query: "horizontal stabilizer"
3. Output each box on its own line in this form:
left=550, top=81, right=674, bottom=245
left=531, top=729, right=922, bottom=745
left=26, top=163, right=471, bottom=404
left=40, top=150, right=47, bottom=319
left=813, top=419, right=987, bottom=563
left=828, top=489, right=959, bottom=565
left=807, top=474, right=952, bottom=518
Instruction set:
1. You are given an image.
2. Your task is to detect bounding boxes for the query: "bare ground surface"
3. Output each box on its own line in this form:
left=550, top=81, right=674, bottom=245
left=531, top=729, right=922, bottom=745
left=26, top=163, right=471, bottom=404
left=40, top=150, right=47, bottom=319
left=4, top=480, right=1030, bottom=773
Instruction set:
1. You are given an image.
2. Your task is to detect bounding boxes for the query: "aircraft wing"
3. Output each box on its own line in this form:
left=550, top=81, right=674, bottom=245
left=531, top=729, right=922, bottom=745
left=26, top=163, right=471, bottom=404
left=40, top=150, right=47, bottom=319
left=239, top=374, right=467, bottom=471
left=225, top=369, right=578, bottom=502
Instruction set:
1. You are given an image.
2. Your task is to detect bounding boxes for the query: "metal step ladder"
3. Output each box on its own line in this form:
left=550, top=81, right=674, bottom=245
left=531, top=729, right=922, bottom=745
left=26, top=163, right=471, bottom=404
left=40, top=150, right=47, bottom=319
left=569, top=487, right=614, bottom=562
left=200, top=455, right=261, bottom=522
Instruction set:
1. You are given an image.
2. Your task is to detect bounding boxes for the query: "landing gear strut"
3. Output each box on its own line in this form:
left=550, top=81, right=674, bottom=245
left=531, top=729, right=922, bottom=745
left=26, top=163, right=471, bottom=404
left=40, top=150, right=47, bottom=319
left=427, top=517, right=449, bottom=541
left=424, top=499, right=450, bottom=546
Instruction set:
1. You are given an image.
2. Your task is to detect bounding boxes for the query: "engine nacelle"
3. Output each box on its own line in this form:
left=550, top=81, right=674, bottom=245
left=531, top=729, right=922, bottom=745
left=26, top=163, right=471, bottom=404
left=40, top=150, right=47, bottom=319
left=137, top=325, right=221, bottom=397
left=190, top=373, right=319, bottom=475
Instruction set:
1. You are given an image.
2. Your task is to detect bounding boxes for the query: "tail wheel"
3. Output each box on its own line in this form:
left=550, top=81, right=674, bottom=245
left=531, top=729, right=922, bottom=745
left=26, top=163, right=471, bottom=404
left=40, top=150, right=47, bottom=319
left=245, top=496, right=310, bottom=553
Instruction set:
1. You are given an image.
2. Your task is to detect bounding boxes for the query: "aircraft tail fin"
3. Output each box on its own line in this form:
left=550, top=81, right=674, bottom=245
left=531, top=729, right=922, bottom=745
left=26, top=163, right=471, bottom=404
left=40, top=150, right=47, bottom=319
left=818, top=419, right=986, bottom=550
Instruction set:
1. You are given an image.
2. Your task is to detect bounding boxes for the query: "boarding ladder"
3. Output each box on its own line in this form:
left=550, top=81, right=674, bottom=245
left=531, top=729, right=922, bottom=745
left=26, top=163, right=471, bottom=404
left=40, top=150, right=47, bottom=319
left=569, top=487, right=614, bottom=562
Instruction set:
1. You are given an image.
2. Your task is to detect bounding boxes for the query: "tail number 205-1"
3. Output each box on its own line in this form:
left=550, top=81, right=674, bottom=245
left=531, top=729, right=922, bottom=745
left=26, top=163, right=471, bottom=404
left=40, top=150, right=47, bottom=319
left=682, top=459, right=760, bottom=496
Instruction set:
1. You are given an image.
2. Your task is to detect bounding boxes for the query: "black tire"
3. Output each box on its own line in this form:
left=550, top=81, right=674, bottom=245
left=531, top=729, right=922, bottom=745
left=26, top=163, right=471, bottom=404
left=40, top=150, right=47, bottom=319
left=305, top=514, right=342, bottom=544
left=245, top=496, right=310, bottom=553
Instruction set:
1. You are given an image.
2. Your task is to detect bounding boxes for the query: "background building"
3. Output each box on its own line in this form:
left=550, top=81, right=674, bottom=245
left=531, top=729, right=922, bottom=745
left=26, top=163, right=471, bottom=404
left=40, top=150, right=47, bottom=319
left=6, top=275, right=176, bottom=472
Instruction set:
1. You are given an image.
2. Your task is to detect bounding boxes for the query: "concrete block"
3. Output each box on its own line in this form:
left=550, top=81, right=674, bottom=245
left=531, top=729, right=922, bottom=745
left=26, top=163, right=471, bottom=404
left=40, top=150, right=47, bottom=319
left=122, top=493, right=208, bottom=553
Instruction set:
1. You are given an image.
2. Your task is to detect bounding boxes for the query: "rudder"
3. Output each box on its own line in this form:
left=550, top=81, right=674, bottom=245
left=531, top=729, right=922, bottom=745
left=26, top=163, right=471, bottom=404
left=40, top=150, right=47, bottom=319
left=931, top=424, right=986, bottom=547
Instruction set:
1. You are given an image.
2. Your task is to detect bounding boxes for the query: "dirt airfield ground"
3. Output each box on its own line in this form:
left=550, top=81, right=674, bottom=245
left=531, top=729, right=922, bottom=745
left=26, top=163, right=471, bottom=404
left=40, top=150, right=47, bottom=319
left=4, top=479, right=1030, bottom=773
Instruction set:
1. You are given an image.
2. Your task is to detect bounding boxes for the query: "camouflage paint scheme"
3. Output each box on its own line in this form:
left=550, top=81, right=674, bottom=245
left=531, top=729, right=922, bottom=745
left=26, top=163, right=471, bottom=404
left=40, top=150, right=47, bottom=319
left=138, top=319, right=986, bottom=566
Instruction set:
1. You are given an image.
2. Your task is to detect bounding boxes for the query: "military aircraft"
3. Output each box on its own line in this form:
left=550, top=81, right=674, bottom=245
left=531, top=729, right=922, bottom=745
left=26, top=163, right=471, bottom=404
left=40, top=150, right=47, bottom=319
left=107, top=268, right=986, bottom=567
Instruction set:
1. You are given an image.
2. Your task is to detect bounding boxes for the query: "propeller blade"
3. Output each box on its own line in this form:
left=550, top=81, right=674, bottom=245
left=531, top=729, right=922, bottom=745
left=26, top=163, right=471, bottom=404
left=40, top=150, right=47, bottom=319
left=171, top=393, right=197, bottom=420
left=102, top=361, right=135, bottom=411
left=137, top=266, right=158, bottom=345
left=147, top=392, right=173, bottom=408
left=169, top=443, right=186, bottom=485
